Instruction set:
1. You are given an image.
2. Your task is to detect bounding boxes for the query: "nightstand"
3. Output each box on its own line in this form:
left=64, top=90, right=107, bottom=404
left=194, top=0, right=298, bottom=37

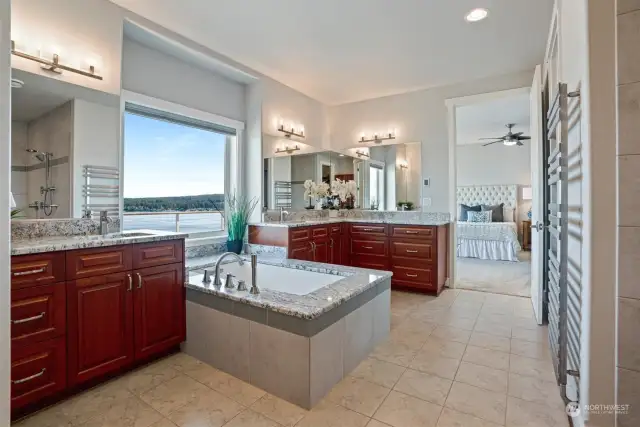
left=522, top=220, right=532, bottom=251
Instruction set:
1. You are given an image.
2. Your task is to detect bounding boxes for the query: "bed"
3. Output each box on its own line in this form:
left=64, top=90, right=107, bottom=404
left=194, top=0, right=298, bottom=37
left=456, top=185, right=522, bottom=262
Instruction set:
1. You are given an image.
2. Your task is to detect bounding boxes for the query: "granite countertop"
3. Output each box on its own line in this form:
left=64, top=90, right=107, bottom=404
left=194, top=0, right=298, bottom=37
left=11, top=229, right=189, bottom=256
left=249, top=218, right=451, bottom=228
left=186, top=257, right=392, bottom=320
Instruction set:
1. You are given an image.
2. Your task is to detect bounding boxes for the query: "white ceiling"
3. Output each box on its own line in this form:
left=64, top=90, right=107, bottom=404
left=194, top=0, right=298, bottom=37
left=111, top=0, right=553, bottom=105
left=455, top=91, right=530, bottom=146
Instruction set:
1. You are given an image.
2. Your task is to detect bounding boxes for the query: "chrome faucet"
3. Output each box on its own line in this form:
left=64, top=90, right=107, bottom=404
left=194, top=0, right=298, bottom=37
left=279, top=207, right=289, bottom=222
left=99, top=210, right=112, bottom=235
left=214, top=252, right=245, bottom=287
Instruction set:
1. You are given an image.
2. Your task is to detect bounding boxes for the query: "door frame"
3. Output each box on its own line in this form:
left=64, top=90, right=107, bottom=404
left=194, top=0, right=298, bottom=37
left=445, top=86, right=531, bottom=288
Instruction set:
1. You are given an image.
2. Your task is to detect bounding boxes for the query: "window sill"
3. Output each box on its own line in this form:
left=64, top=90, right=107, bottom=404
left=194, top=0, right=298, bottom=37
left=185, top=234, right=227, bottom=247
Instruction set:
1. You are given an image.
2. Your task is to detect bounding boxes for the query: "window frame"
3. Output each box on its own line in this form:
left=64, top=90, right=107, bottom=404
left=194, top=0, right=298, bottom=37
left=369, top=160, right=385, bottom=210
left=119, top=90, right=245, bottom=239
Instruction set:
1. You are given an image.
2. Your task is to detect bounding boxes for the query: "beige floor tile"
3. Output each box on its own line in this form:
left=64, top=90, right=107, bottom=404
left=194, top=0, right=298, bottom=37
left=373, top=391, right=443, bottom=427
left=506, top=396, right=568, bottom=427
left=445, top=382, right=507, bottom=425
left=511, top=327, right=547, bottom=343
left=371, top=338, right=421, bottom=367
left=419, top=337, right=467, bottom=360
left=436, top=407, right=503, bottom=427
left=166, top=388, right=245, bottom=427
left=509, top=316, right=539, bottom=331
left=390, top=320, right=435, bottom=346
left=326, top=377, right=390, bottom=416
left=474, top=321, right=512, bottom=338
left=149, top=420, right=178, bottom=427
left=509, top=339, right=550, bottom=361
left=54, top=381, right=134, bottom=426
left=390, top=314, right=405, bottom=330
left=296, top=400, right=370, bottom=427
left=12, top=409, right=74, bottom=427
left=507, top=373, right=565, bottom=410
left=431, top=325, right=471, bottom=344
left=350, top=358, right=406, bottom=388
left=410, top=354, right=461, bottom=380
left=393, top=369, right=453, bottom=405
left=366, top=421, right=393, bottom=427
left=435, top=314, right=477, bottom=331
left=463, top=346, right=510, bottom=371
left=468, top=332, right=511, bottom=353
left=509, top=354, right=556, bottom=383
left=156, top=353, right=204, bottom=373
left=222, top=409, right=282, bottom=427
left=455, top=362, right=508, bottom=393
left=250, top=394, right=307, bottom=427
left=80, top=395, right=163, bottom=427
left=116, top=362, right=180, bottom=396
left=140, top=374, right=211, bottom=417
left=194, top=367, right=266, bottom=406
left=476, top=313, right=512, bottom=326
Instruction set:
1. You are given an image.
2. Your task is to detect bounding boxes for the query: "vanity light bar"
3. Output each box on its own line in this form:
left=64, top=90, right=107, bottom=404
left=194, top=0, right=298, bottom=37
left=359, top=132, right=396, bottom=144
left=275, top=145, right=301, bottom=155
left=355, top=150, right=370, bottom=158
left=278, top=124, right=305, bottom=139
left=11, top=41, right=103, bottom=81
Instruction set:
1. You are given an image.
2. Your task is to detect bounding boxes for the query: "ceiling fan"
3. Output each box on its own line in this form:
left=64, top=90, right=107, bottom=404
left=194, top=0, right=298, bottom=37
left=480, top=123, right=531, bottom=147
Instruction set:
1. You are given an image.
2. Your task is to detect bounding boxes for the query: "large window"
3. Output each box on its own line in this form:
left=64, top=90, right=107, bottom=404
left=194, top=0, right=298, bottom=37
left=123, top=105, right=234, bottom=236
left=369, top=163, right=384, bottom=210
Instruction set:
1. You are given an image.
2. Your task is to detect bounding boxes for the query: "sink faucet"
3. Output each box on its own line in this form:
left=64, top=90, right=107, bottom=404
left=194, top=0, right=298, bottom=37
left=214, top=252, right=245, bottom=287
left=279, top=207, right=289, bottom=222
left=99, top=210, right=112, bottom=235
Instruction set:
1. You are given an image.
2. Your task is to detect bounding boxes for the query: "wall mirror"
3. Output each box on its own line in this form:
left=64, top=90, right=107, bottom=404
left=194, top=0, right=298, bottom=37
left=10, top=68, right=120, bottom=219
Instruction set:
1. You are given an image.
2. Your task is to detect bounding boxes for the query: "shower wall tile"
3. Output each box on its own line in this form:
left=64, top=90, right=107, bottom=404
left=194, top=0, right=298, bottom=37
left=618, top=155, right=640, bottom=227
left=618, top=10, right=640, bottom=85
left=618, top=81, right=640, bottom=155
left=618, top=297, right=640, bottom=372
left=619, top=0, right=640, bottom=15
left=619, top=227, right=640, bottom=300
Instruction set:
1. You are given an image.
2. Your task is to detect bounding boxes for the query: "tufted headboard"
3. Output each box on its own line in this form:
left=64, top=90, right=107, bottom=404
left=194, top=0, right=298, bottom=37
left=457, top=185, right=518, bottom=221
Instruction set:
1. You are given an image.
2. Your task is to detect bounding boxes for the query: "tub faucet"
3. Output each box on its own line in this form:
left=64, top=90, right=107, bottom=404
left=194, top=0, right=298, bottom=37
left=279, top=207, right=289, bottom=222
left=213, top=252, right=245, bottom=287
left=250, top=254, right=259, bottom=294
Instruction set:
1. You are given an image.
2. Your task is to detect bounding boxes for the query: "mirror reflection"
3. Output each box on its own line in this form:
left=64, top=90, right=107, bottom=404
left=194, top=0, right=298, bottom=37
left=263, top=142, right=422, bottom=211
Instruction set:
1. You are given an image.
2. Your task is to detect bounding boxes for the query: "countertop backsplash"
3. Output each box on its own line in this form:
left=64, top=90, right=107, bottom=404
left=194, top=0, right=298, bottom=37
left=262, top=209, right=450, bottom=224
left=11, top=217, right=121, bottom=240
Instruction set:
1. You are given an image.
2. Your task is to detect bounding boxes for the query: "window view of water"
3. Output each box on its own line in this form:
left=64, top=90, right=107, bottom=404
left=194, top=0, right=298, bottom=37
left=123, top=212, right=224, bottom=234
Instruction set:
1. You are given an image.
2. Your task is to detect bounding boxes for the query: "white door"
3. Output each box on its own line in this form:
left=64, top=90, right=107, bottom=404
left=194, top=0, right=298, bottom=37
left=530, top=65, right=544, bottom=325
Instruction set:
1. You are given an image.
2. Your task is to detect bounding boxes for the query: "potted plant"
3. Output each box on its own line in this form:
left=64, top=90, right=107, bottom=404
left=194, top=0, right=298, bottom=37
left=224, top=192, right=259, bottom=254
left=303, top=179, right=316, bottom=210
left=11, top=209, right=22, bottom=219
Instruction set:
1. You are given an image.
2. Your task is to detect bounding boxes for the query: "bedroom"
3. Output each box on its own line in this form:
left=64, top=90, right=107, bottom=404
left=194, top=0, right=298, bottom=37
left=453, top=89, right=533, bottom=297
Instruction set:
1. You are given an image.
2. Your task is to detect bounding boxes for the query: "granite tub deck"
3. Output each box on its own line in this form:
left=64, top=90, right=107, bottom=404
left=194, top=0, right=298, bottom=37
left=10, top=229, right=189, bottom=255
left=184, top=257, right=392, bottom=409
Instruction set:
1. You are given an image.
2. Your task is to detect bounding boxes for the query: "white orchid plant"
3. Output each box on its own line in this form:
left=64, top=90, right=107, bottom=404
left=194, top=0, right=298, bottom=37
left=303, top=178, right=356, bottom=209
left=331, top=178, right=357, bottom=202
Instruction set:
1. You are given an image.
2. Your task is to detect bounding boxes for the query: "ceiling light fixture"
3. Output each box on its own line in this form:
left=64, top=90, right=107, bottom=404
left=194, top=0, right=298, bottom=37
left=465, top=8, right=488, bottom=22
left=11, top=40, right=103, bottom=80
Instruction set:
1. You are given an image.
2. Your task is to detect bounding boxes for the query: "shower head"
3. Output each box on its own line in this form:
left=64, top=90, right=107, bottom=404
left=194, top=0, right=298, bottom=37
left=26, top=148, right=49, bottom=162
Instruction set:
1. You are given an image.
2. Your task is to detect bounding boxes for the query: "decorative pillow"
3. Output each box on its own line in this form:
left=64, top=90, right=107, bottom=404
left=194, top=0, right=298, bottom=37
left=459, top=204, right=481, bottom=221
left=481, top=203, right=504, bottom=222
left=467, top=211, right=493, bottom=223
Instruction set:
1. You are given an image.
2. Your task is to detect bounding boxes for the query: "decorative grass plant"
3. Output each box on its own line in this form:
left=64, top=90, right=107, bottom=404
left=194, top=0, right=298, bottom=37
left=11, top=209, right=22, bottom=219
left=224, top=192, right=258, bottom=253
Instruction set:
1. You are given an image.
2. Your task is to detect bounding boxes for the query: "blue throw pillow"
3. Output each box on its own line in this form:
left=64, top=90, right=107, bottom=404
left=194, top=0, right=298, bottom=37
left=468, top=211, right=492, bottom=223
left=460, top=204, right=481, bottom=221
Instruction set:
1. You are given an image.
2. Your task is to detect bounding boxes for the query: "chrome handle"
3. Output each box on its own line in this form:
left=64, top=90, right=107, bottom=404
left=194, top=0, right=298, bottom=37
left=406, top=249, right=419, bottom=253
left=127, top=274, right=133, bottom=291
left=363, top=246, right=374, bottom=250
left=405, top=231, right=419, bottom=234
left=12, top=368, right=46, bottom=384
left=363, top=228, right=373, bottom=232
left=13, top=267, right=46, bottom=277
left=11, top=312, right=45, bottom=324
left=329, top=238, right=334, bottom=248
left=406, top=273, right=419, bottom=278
left=531, top=222, right=545, bottom=232
left=136, top=273, right=142, bottom=289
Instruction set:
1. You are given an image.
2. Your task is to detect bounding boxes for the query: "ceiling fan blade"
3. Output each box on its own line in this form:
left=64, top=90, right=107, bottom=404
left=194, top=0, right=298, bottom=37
left=517, top=136, right=531, bottom=140
left=479, top=137, right=505, bottom=140
left=482, top=140, right=503, bottom=146
left=511, top=132, right=524, bottom=137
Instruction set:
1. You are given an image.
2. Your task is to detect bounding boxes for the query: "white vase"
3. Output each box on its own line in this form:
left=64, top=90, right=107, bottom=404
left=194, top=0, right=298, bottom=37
left=315, top=201, right=323, bottom=210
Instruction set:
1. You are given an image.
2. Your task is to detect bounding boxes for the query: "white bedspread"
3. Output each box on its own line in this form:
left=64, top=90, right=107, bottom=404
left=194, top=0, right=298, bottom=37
left=456, top=222, right=522, bottom=261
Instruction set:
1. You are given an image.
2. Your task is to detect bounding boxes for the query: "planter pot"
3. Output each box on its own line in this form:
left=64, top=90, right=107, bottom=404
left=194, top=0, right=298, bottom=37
left=329, top=210, right=339, bottom=218
left=226, top=240, right=243, bottom=254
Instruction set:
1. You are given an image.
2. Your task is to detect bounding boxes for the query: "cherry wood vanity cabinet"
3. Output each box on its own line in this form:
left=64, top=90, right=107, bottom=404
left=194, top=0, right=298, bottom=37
left=9, top=238, right=186, bottom=416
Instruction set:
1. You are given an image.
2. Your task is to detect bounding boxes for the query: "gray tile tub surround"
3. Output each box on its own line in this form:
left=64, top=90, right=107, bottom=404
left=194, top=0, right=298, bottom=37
left=11, top=217, right=122, bottom=240
left=183, top=283, right=391, bottom=409
left=185, top=257, right=393, bottom=320
left=11, top=229, right=188, bottom=256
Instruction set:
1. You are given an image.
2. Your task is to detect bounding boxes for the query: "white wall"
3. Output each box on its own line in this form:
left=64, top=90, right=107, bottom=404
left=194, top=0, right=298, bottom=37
left=10, top=121, right=27, bottom=210
left=122, top=39, right=246, bottom=123
left=405, top=142, right=422, bottom=207
left=328, top=70, right=534, bottom=212
left=0, top=0, right=11, bottom=423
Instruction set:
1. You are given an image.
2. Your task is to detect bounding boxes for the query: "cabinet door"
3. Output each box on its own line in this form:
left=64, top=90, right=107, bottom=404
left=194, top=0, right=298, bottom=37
left=313, top=239, right=330, bottom=263
left=67, top=273, right=133, bottom=386
left=329, top=237, right=342, bottom=265
left=290, top=243, right=312, bottom=261
left=134, top=264, right=185, bottom=361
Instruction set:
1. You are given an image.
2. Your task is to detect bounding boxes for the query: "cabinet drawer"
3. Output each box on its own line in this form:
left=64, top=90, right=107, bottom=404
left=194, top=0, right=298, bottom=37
left=290, top=228, right=311, bottom=244
left=351, top=238, right=387, bottom=256
left=11, top=337, right=66, bottom=411
left=350, top=224, right=386, bottom=236
left=350, top=255, right=389, bottom=271
left=66, top=245, right=132, bottom=280
left=11, top=252, right=65, bottom=289
left=11, top=284, right=66, bottom=346
left=329, top=225, right=342, bottom=235
left=389, top=225, right=434, bottom=240
left=133, top=240, right=184, bottom=269
left=312, top=226, right=329, bottom=239
left=391, top=265, right=434, bottom=285
left=390, top=241, right=434, bottom=261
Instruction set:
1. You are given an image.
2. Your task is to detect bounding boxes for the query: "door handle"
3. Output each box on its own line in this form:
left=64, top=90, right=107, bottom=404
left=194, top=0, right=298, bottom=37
left=406, top=273, right=419, bottom=278
left=363, top=246, right=374, bottom=250
left=136, top=273, right=143, bottom=289
left=11, top=312, right=45, bottom=324
left=13, top=267, right=46, bottom=277
left=12, top=368, right=46, bottom=384
left=127, top=274, right=133, bottom=291
left=531, top=222, right=545, bottom=232
left=406, top=249, right=419, bottom=253
left=329, top=238, right=334, bottom=248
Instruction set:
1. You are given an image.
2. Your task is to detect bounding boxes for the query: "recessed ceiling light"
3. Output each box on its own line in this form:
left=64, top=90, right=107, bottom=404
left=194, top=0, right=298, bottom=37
left=465, top=8, right=488, bottom=22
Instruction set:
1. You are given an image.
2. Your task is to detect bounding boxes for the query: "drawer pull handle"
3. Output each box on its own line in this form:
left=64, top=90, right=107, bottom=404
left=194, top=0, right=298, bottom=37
left=405, top=231, right=419, bottom=234
left=363, top=246, right=374, bottom=250
left=406, top=249, right=419, bottom=253
left=127, top=274, right=133, bottom=291
left=406, top=273, right=419, bottom=278
left=12, top=368, right=46, bottom=384
left=11, top=312, right=45, bottom=324
left=13, top=267, right=46, bottom=277
left=136, top=273, right=143, bottom=289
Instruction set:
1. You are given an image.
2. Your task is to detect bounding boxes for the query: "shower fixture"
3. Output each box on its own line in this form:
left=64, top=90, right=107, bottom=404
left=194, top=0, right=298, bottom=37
left=26, top=149, right=58, bottom=217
